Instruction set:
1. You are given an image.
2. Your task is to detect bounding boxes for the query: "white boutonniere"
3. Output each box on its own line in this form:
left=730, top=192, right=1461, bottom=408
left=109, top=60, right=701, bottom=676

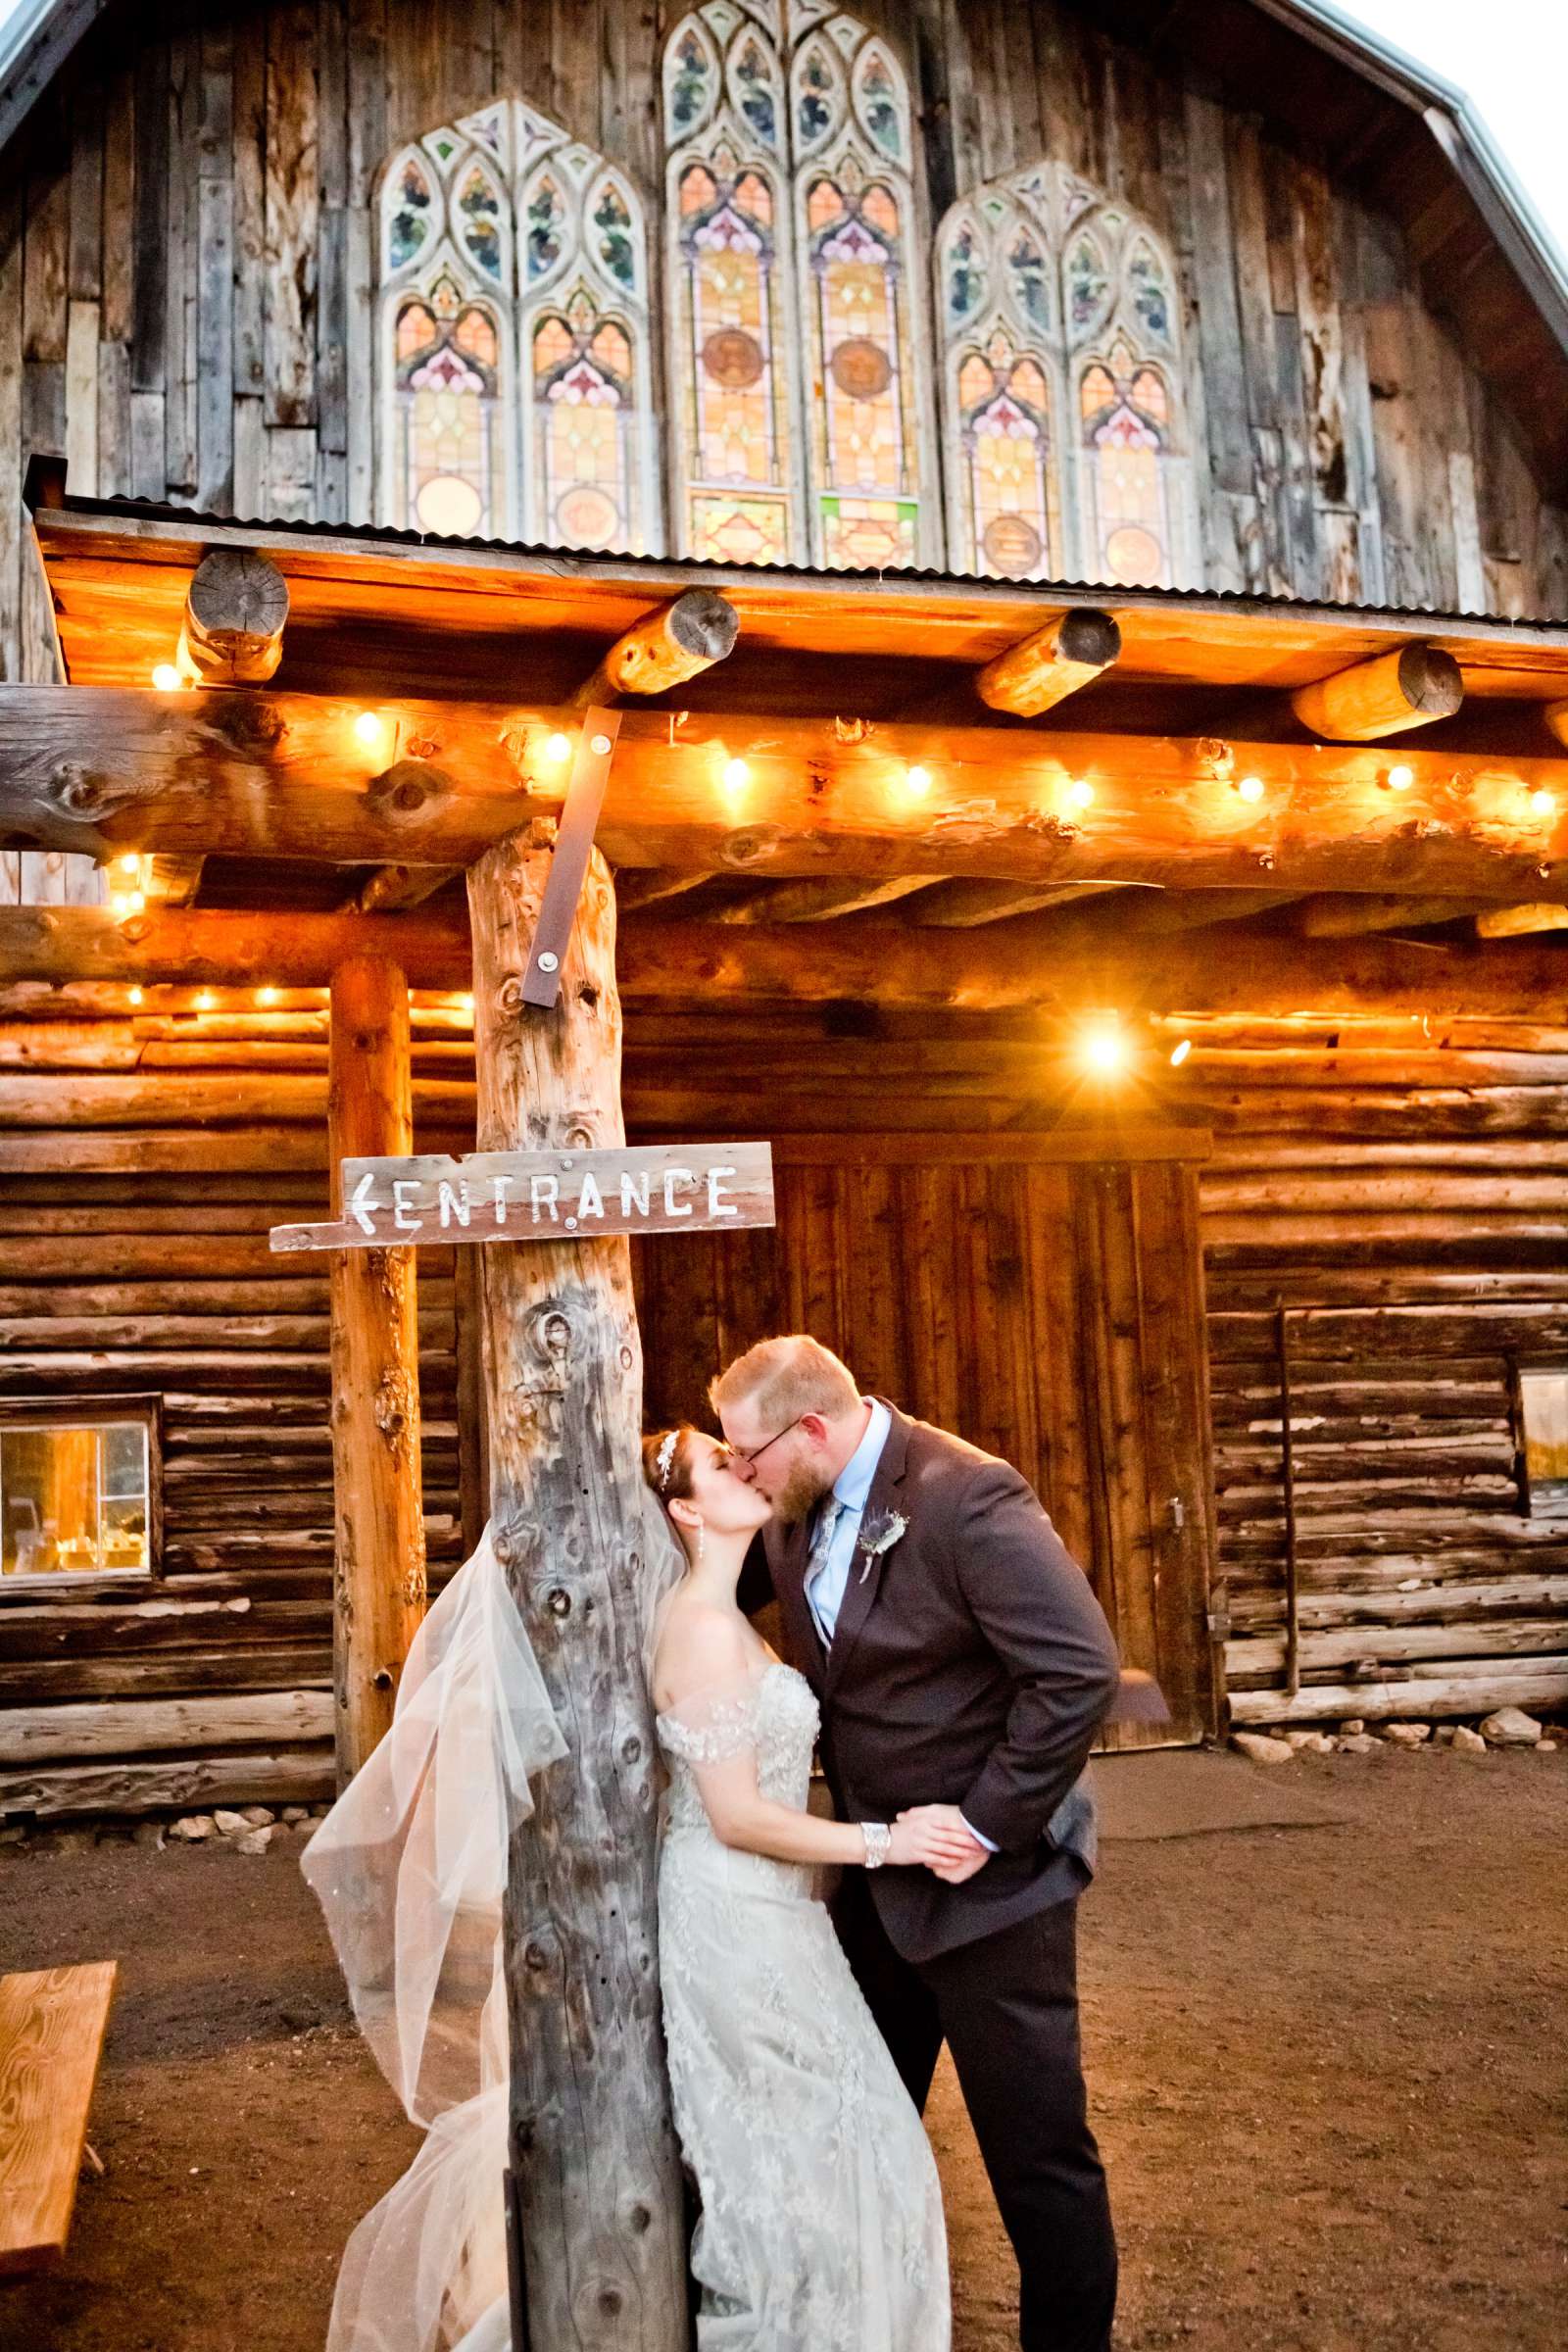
left=856, top=1509, right=908, bottom=1584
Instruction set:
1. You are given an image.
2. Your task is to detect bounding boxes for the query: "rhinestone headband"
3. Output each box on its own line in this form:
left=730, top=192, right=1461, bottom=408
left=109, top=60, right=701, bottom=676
left=655, top=1430, right=678, bottom=1493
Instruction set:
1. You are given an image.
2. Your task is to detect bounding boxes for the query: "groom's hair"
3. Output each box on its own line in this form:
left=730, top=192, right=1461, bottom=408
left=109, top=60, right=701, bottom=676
left=710, top=1334, right=860, bottom=1425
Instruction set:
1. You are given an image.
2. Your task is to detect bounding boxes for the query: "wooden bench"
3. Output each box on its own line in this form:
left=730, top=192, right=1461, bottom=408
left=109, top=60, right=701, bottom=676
left=0, top=1962, right=118, bottom=2278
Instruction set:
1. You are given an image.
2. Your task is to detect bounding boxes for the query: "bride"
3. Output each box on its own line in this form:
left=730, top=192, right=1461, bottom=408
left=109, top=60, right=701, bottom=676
left=644, top=1422, right=958, bottom=2347
left=301, top=1427, right=960, bottom=2352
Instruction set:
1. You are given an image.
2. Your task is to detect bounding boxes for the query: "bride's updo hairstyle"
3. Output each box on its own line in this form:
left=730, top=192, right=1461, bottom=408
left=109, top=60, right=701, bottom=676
left=642, top=1426, right=697, bottom=1507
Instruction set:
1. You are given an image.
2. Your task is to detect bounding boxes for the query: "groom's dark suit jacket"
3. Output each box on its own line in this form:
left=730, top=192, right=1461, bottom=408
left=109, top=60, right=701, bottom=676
left=740, top=1400, right=1125, bottom=1965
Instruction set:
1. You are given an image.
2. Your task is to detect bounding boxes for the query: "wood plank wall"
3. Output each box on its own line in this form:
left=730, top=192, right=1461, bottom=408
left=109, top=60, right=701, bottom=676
left=0, top=0, right=1563, bottom=721
left=1, top=983, right=1564, bottom=1815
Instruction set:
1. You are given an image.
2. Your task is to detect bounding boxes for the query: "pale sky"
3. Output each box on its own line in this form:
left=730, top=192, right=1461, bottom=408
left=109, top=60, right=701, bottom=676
left=1, top=0, right=1565, bottom=261
left=1337, top=0, right=1568, bottom=260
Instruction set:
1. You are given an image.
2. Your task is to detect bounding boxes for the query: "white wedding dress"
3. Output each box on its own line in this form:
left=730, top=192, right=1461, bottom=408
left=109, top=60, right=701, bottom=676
left=657, top=1658, right=950, bottom=2350
left=302, top=1512, right=949, bottom=2352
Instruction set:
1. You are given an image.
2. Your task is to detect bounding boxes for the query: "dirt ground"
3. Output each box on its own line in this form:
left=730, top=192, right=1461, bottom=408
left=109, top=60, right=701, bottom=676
left=2, top=1750, right=1563, bottom=2352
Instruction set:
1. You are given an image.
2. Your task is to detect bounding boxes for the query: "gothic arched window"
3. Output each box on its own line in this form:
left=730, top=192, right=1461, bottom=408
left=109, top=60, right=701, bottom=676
left=936, top=164, right=1192, bottom=588
left=378, top=103, right=658, bottom=554
left=662, top=4, right=938, bottom=571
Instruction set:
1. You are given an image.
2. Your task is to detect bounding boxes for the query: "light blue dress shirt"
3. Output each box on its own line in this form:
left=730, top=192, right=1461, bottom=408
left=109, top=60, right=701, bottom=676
left=804, top=1397, right=997, bottom=1853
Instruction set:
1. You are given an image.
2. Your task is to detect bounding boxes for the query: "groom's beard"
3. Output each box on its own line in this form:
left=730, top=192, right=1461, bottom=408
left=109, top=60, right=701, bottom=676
left=775, top=1456, right=833, bottom=1527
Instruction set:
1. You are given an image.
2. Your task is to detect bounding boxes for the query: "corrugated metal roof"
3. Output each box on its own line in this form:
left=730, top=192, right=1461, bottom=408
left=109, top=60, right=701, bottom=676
left=38, top=485, right=1568, bottom=638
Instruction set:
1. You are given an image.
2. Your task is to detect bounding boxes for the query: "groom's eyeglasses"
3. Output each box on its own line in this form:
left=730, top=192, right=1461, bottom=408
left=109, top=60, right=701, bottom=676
left=729, top=1415, right=807, bottom=1468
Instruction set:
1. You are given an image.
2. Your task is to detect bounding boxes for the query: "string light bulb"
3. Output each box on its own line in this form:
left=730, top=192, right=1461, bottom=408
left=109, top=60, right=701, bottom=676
left=151, top=662, right=181, bottom=692
left=354, top=710, right=386, bottom=748
left=1530, top=787, right=1557, bottom=822
left=1079, top=1019, right=1129, bottom=1077
left=109, top=891, right=145, bottom=918
left=903, top=763, right=932, bottom=800
left=1066, top=778, right=1095, bottom=812
left=1169, top=1038, right=1193, bottom=1067
left=128, top=987, right=143, bottom=1006
left=1387, top=763, right=1414, bottom=793
left=257, top=986, right=279, bottom=1006
left=721, top=756, right=751, bottom=796
left=1237, top=774, right=1265, bottom=805
left=194, top=991, right=216, bottom=1011
left=118, top=853, right=141, bottom=877
left=543, top=731, right=572, bottom=764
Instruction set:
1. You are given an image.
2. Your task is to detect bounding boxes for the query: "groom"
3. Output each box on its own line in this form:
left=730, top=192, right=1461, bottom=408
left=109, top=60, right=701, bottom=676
left=715, top=1334, right=1133, bottom=2352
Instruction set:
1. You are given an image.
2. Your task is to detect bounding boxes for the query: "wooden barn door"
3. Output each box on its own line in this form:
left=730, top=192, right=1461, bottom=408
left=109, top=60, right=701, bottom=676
left=635, top=1139, right=1217, bottom=1746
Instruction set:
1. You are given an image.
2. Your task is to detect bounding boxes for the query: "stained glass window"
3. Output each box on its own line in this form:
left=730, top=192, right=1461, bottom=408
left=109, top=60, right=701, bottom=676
left=662, top=5, right=936, bottom=569
left=936, top=162, right=1192, bottom=587
left=377, top=104, right=657, bottom=553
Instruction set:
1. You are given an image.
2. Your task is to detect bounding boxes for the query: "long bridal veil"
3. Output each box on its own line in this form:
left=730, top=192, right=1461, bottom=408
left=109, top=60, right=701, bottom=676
left=302, top=1494, right=688, bottom=2352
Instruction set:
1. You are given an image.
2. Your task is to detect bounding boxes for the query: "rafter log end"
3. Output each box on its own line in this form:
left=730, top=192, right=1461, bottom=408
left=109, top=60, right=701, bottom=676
left=1290, top=642, right=1464, bottom=743
left=976, top=609, right=1122, bottom=717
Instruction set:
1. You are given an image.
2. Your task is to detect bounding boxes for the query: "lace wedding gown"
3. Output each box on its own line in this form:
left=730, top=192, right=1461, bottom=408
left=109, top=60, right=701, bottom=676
left=656, top=1658, right=951, bottom=2351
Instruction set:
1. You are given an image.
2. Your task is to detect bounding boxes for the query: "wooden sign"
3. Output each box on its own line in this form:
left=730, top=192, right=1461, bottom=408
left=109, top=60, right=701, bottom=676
left=270, top=1140, right=774, bottom=1252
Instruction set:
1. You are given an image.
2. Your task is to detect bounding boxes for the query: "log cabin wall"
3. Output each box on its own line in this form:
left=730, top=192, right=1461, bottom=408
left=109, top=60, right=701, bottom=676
left=1, top=0, right=1566, bottom=718
left=2, top=984, right=1565, bottom=1814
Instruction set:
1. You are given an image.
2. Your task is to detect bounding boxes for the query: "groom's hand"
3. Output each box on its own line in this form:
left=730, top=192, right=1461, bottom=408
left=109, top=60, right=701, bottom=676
left=895, top=1804, right=993, bottom=1884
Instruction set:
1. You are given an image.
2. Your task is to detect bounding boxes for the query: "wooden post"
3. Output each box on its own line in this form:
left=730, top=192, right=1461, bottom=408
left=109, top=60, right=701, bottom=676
left=327, top=952, right=426, bottom=1784
left=467, top=825, right=687, bottom=2352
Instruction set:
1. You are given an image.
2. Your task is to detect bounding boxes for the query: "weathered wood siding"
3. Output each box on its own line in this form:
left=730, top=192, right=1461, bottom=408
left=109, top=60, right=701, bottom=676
left=0, top=0, right=1564, bottom=714
left=0, top=988, right=471, bottom=1817
left=2, top=986, right=1564, bottom=1811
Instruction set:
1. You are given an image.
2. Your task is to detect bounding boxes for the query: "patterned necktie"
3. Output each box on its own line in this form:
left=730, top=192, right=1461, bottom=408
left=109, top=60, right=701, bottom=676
left=805, top=1496, right=845, bottom=1644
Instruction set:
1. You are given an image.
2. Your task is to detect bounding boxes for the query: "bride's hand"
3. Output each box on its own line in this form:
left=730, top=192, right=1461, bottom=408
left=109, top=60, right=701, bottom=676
left=886, top=1810, right=986, bottom=1870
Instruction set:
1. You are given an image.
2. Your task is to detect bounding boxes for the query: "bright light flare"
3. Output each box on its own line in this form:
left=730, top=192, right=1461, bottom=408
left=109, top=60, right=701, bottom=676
left=1066, top=778, right=1095, bottom=811
left=1530, top=787, right=1557, bottom=823
left=128, top=986, right=144, bottom=1006
left=1237, top=774, right=1265, bottom=805
left=354, top=710, right=387, bottom=749
left=151, top=662, right=181, bottom=693
left=194, top=991, right=216, bottom=1011
left=721, top=756, right=752, bottom=798
left=118, top=853, right=141, bottom=877
left=1078, top=1019, right=1130, bottom=1078
left=1169, top=1038, right=1193, bottom=1067
left=1387, top=763, right=1414, bottom=792
left=109, top=891, right=145, bottom=918
left=543, top=731, right=572, bottom=764
left=257, top=986, right=280, bottom=1006
left=902, top=763, right=932, bottom=801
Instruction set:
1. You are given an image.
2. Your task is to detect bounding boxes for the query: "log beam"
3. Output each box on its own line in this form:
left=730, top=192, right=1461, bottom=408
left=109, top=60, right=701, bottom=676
left=6, top=686, right=1568, bottom=898
left=326, top=953, right=426, bottom=1784
left=1475, top=902, right=1568, bottom=938
left=352, top=592, right=740, bottom=914
left=467, top=836, right=687, bottom=2349
left=7, top=904, right=1568, bottom=1022
left=976, top=610, right=1121, bottom=716
left=907, top=881, right=1126, bottom=927
left=568, top=586, right=739, bottom=710
left=1289, top=643, right=1463, bottom=742
left=714, top=875, right=942, bottom=923
left=175, top=550, right=289, bottom=685
left=1296, top=894, right=1495, bottom=936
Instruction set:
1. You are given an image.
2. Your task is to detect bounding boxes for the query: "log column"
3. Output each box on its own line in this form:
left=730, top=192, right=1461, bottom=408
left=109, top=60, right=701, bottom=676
left=468, top=824, right=686, bottom=2352
left=327, top=952, right=426, bottom=1784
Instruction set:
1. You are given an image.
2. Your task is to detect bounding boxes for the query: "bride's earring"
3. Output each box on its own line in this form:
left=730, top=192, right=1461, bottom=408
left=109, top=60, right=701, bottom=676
left=696, top=1520, right=707, bottom=1562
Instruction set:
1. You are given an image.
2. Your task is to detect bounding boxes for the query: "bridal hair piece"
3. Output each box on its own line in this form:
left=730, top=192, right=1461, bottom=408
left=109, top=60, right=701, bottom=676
left=655, top=1429, right=678, bottom=1492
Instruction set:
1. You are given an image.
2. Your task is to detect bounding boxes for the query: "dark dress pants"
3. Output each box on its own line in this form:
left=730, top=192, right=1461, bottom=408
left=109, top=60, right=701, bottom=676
left=833, top=1875, right=1117, bottom=2352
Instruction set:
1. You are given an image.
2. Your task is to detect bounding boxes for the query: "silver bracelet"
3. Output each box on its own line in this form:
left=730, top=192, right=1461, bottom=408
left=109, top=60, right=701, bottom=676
left=860, top=1821, right=892, bottom=1870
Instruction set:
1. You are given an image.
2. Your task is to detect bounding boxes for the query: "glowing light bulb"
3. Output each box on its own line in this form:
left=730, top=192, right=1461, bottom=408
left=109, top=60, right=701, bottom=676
left=903, top=763, right=932, bottom=800
left=151, top=662, right=181, bottom=692
left=1237, top=774, right=1265, bottom=805
left=257, top=986, right=279, bottom=1006
left=1530, top=787, right=1557, bottom=822
left=1169, top=1038, right=1193, bottom=1067
left=722, top=757, right=751, bottom=796
left=1066, top=778, right=1095, bottom=811
left=543, top=731, right=572, bottom=764
left=1080, top=1020, right=1128, bottom=1077
left=194, top=991, right=216, bottom=1011
left=128, top=986, right=144, bottom=1006
left=1387, top=763, right=1414, bottom=792
left=110, top=891, right=144, bottom=918
left=118, top=853, right=140, bottom=877
left=459, top=992, right=475, bottom=1018
left=354, top=710, right=385, bottom=747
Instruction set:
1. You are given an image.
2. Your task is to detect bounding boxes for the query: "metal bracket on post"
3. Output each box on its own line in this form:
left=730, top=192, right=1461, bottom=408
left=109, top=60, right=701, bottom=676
left=504, top=2164, right=530, bottom=2351
left=521, top=705, right=622, bottom=1009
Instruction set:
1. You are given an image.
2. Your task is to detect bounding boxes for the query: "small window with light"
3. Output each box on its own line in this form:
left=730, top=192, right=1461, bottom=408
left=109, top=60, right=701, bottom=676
left=1518, top=1370, right=1568, bottom=1518
left=0, top=1398, right=160, bottom=1579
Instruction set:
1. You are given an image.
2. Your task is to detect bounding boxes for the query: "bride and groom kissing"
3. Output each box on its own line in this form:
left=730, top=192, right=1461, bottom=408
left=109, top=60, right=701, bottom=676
left=643, top=1332, right=1134, bottom=2352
